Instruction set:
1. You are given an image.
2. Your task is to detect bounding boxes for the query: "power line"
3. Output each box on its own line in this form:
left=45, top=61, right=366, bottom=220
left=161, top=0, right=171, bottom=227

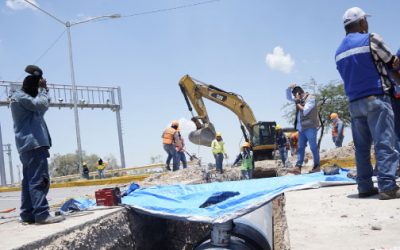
left=32, top=29, right=66, bottom=65
left=121, top=0, right=221, bottom=18
left=16, top=29, right=66, bottom=81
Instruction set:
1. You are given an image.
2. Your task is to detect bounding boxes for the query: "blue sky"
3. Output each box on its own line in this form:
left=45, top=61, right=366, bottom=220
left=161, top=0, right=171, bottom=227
left=0, top=1, right=399, bottom=181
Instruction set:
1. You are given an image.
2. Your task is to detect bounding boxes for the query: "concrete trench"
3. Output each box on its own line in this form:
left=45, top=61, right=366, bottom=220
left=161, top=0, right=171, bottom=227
left=15, top=194, right=289, bottom=250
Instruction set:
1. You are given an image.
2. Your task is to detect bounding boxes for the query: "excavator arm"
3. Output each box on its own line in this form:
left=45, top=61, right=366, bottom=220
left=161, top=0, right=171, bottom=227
left=179, top=74, right=258, bottom=146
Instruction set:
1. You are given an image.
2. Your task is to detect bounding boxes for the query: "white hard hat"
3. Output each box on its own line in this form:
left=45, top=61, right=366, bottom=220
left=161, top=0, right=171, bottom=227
left=343, top=7, right=370, bottom=26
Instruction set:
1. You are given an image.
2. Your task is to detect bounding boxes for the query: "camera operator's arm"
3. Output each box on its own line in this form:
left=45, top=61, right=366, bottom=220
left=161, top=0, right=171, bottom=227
left=286, top=83, right=297, bottom=101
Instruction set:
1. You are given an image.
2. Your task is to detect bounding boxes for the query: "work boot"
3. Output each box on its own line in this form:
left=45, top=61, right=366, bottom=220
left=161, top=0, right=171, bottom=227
left=287, top=165, right=301, bottom=175
left=35, top=215, right=65, bottom=225
left=379, top=186, right=400, bottom=200
left=166, top=165, right=171, bottom=171
left=358, top=187, right=379, bottom=198
left=308, top=164, right=321, bottom=174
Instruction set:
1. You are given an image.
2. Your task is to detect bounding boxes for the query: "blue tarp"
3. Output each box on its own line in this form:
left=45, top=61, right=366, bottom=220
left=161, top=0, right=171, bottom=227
left=122, top=169, right=355, bottom=223
left=59, top=198, right=96, bottom=214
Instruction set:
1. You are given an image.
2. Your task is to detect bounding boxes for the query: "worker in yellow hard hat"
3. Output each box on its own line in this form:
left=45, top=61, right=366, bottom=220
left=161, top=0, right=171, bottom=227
left=233, top=141, right=254, bottom=179
left=162, top=120, right=181, bottom=171
left=275, top=125, right=289, bottom=167
left=330, top=113, right=344, bottom=148
left=96, top=158, right=108, bottom=179
left=211, top=132, right=228, bottom=174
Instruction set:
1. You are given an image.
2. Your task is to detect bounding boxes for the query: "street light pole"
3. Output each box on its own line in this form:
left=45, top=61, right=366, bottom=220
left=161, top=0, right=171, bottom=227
left=66, top=21, right=83, bottom=167
left=23, top=0, right=120, bottom=172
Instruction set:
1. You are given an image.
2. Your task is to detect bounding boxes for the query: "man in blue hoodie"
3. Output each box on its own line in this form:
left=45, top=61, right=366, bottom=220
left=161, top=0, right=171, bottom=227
left=335, top=7, right=400, bottom=200
left=10, top=65, right=64, bottom=224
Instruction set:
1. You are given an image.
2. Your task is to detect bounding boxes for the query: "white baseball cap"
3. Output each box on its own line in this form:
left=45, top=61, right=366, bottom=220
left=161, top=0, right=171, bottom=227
left=343, top=7, right=370, bottom=26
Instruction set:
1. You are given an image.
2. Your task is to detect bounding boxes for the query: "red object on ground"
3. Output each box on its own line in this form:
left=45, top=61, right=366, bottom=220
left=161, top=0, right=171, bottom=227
left=0, top=208, right=16, bottom=213
left=95, top=188, right=121, bottom=206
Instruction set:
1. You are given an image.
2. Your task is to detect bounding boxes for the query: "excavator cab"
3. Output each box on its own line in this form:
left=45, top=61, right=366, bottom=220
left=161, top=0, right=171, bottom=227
left=251, top=122, right=277, bottom=160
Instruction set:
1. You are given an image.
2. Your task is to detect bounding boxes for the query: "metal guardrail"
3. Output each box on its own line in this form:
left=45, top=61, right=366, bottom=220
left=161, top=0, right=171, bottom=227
left=0, top=81, right=121, bottom=110
left=51, top=163, right=166, bottom=182
left=51, top=161, right=199, bottom=183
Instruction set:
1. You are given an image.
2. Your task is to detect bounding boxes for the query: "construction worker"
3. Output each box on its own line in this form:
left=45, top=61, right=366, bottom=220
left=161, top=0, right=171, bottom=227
left=10, top=65, right=64, bottom=224
left=96, top=158, right=108, bottom=179
left=162, top=120, right=181, bottom=171
left=82, top=162, right=90, bottom=180
left=335, top=7, right=399, bottom=199
left=275, top=125, right=289, bottom=166
left=330, top=113, right=344, bottom=148
left=176, top=128, right=187, bottom=169
left=290, top=131, right=299, bottom=156
left=233, top=142, right=254, bottom=180
left=286, top=84, right=321, bottom=174
left=211, top=132, right=228, bottom=174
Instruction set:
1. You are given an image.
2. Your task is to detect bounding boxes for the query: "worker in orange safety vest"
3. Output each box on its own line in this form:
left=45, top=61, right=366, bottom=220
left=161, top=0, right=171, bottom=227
left=162, top=120, right=181, bottom=171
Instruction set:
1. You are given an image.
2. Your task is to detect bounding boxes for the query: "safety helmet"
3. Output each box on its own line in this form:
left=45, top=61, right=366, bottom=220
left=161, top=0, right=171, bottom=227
left=242, top=142, right=251, bottom=148
left=171, top=120, right=179, bottom=127
left=216, top=132, right=222, bottom=137
left=275, top=124, right=282, bottom=130
left=330, top=113, right=338, bottom=120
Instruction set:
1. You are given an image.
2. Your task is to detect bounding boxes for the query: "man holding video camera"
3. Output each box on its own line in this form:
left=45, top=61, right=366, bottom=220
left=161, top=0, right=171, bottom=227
left=10, top=65, right=64, bottom=224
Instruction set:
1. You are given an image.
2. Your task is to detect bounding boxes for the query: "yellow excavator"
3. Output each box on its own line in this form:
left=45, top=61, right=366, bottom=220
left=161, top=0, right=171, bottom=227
left=179, top=74, right=277, bottom=161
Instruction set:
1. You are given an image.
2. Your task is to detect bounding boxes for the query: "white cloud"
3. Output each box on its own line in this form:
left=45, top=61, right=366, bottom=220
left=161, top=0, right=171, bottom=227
left=6, top=0, right=38, bottom=10
left=265, top=46, right=295, bottom=74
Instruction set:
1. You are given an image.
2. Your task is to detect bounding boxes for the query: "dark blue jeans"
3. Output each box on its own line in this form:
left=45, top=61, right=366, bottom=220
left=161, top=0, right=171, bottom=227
left=349, top=95, right=399, bottom=192
left=177, top=151, right=187, bottom=169
left=296, top=127, right=320, bottom=167
left=391, top=97, right=400, bottom=156
left=164, top=144, right=178, bottom=171
left=278, top=147, right=287, bottom=165
left=214, top=153, right=224, bottom=172
left=19, top=147, right=50, bottom=222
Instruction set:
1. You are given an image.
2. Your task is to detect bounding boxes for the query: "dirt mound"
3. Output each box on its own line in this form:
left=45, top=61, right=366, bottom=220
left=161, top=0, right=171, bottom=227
left=320, top=143, right=355, bottom=159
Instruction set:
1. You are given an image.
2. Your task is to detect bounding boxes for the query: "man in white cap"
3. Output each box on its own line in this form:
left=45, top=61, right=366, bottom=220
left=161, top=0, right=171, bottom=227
left=335, top=7, right=400, bottom=200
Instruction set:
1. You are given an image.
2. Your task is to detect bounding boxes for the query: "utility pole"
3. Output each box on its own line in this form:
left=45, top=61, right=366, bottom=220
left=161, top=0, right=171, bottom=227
left=0, top=122, right=7, bottom=186
left=4, top=144, right=13, bottom=185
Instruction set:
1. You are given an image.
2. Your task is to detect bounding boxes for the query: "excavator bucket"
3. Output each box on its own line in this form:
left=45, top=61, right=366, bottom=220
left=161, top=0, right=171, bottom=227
left=189, top=124, right=216, bottom=147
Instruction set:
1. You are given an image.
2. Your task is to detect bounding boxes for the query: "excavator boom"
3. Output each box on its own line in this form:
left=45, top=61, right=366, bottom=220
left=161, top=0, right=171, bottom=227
left=179, top=74, right=276, bottom=160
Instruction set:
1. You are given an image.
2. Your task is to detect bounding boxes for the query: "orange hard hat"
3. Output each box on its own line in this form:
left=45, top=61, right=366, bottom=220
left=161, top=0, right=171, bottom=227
left=330, top=113, right=338, bottom=120
left=171, top=120, right=179, bottom=127
left=242, top=142, right=251, bottom=148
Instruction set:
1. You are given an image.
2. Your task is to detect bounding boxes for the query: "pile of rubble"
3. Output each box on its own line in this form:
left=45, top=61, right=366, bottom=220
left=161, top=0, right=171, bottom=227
left=140, top=164, right=243, bottom=188
left=319, top=143, right=355, bottom=159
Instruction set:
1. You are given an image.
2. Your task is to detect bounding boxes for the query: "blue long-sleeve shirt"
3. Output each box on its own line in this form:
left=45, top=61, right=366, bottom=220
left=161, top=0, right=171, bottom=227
left=10, top=88, right=52, bottom=154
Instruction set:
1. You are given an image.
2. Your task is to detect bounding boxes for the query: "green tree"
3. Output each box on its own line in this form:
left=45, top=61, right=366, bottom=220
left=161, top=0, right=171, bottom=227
left=49, top=152, right=106, bottom=177
left=282, top=79, right=350, bottom=148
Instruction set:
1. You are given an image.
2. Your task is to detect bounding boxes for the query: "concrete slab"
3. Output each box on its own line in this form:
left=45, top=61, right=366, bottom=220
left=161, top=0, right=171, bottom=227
left=0, top=207, right=131, bottom=250
left=285, top=184, right=400, bottom=250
